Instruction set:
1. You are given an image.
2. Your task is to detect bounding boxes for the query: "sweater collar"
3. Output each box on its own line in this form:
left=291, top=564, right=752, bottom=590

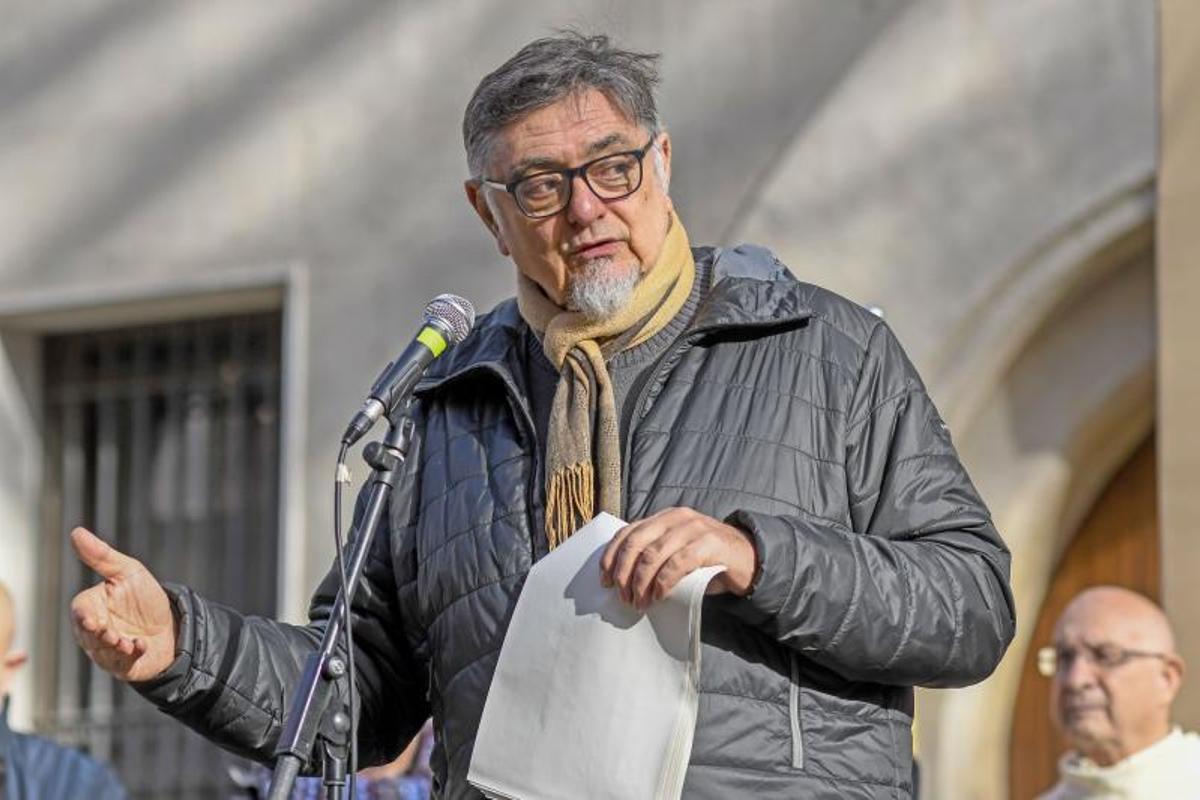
left=1057, top=728, right=1189, bottom=790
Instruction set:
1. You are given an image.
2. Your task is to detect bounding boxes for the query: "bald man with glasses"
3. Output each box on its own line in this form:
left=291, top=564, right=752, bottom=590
left=1037, top=586, right=1200, bottom=799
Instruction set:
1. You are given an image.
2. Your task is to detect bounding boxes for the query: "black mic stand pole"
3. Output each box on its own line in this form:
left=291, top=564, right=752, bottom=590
left=266, top=410, right=416, bottom=800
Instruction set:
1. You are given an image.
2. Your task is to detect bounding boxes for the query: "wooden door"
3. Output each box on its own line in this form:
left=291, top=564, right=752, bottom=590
left=1007, top=437, right=1159, bottom=799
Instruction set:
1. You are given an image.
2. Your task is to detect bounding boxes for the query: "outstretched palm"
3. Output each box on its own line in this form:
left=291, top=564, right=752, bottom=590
left=69, top=527, right=177, bottom=682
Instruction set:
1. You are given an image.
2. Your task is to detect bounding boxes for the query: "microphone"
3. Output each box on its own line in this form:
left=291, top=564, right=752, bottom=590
left=341, top=293, right=475, bottom=445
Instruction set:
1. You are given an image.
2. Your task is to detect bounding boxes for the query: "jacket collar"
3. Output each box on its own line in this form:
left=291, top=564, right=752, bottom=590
left=415, top=243, right=813, bottom=398
left=690, top=244, right=814, bottom=333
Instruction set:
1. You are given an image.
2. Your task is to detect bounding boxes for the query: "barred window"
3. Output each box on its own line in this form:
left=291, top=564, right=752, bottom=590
left=37, top=311, right=282, bottom=799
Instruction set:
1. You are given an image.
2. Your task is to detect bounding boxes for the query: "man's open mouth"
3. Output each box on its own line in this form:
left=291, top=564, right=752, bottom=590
left=571, top=239, right=620, bottom=259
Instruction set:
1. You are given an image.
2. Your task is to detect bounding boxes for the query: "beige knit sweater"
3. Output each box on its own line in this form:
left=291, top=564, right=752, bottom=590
left=1037, top=728, right=1200, bottom=799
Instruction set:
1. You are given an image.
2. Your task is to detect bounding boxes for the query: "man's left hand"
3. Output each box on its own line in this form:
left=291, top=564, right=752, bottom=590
left=598, top=507, right=758, bottom=610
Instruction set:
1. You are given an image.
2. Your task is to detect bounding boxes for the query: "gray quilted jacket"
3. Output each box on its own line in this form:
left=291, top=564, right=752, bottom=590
left=137, top=245, right=1015, bottom=799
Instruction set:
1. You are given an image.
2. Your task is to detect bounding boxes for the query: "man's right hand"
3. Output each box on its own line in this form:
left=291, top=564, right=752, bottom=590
left=69, top=527, right=178, bottom=682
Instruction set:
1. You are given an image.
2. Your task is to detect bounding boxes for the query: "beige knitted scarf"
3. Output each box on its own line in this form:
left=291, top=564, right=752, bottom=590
left=517, top=213, right=695, bottom=549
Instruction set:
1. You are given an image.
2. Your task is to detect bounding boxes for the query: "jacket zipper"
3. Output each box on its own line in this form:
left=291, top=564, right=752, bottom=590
left=789, top=652, right=804, bottom=769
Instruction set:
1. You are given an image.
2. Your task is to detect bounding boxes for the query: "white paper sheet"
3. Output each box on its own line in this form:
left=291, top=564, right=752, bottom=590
left=467, top=513, right=724, bottom=800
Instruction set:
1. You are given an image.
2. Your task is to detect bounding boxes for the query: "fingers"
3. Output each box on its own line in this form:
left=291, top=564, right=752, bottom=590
left=71, top=590, right=107, bottom=634
left=599, top=521, right=642, bottom=585
left=114, top=636, right=138, bottom=658
left=598, top=508, right=755, bottom=609
left=75, top=628, right=139, bottom=673
left=627, top=524, right=708, bottom=608
left=68, top=569, right=171, bottom=682
left=601, top=508, right=717, bottom=609
left=647, top=542, right=713, bottom=604
left=71, top=601, right=141, bottom=667
left=98, top=626, right=123, bottom=649
left=71, top=527, right=139, bottom=580
left=603, top=511, right=674, bottom=601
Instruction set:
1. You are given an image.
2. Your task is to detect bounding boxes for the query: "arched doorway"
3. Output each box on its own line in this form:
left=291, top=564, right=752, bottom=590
left=1007, top=436, right=1159, bottom=799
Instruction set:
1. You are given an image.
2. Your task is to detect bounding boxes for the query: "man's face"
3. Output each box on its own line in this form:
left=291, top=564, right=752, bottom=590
left=0, top=628, right=10, bottom=696
left=1050, top=594, right=1179, bottom=764
left=465, top=88, right=673, bottom=313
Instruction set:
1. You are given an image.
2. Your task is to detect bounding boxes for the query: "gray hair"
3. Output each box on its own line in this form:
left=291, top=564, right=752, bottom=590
left=463, top=32, right=663, bottom=176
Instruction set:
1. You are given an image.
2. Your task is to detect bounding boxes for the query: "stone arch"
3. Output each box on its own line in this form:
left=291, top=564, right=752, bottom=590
left=917, top=199, right=1155, bottom=798
left=721, top=3, right=1157, bottom=791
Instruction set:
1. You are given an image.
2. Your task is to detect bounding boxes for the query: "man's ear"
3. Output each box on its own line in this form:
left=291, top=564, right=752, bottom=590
left=1162, top=653, right=1185, bottom=702
left=3, top=649, right=28, bottom=672
left=658, top=131, right=672, bottom=188
left=464, top=181, right=511, bottom=257
left=652, top=131, right=674, bottom=213
left=0, top=648, right=28, bottom=696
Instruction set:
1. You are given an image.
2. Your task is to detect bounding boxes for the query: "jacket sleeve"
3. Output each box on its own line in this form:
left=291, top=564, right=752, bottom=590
left=133, top=427, right=429, bottom=769
left=723, top=320, right=1015, bottom=688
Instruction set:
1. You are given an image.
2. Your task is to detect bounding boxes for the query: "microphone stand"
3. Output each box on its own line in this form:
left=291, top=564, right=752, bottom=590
left=266, top=410, right=416, bottom=800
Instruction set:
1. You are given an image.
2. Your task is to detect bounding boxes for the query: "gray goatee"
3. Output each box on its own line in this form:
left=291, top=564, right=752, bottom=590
left=564, top=257, right=641, bottom=319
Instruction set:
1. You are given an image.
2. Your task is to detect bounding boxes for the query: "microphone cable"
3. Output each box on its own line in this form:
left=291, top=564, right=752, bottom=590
left=333, top=441, right=358, bottom=800
left=328, top=293, right=471, bottom=798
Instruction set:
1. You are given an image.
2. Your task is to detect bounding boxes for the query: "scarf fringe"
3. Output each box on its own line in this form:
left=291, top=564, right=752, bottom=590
left=545, top=461, right=594, bottom=550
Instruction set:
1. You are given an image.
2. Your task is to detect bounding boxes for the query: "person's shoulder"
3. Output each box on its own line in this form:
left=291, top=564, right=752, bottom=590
left=12, top=730, right=126, bottom=797
left=460, top=296, right=524, bottom=351
left=706, top=243, right=886, bottom=353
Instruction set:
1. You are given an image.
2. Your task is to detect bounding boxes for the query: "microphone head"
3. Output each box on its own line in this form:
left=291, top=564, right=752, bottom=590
left=424, top=293, right=475, bottom=345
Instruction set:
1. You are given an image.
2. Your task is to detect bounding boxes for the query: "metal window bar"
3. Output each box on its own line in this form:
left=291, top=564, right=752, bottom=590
left=37, top=311, right=283, bottom=799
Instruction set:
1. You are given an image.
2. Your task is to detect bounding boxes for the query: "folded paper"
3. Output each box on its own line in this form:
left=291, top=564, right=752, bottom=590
left=468, top=512, right=724, bottom=800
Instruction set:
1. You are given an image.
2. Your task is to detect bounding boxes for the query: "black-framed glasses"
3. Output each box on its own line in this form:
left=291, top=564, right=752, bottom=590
left=478, top=134, right=658, bottom=219
left=1037, top=642, right=1171, bottom=677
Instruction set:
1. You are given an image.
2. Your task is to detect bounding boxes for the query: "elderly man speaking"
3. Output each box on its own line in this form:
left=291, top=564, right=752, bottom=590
left=67, top=33, right=1014, bottom=799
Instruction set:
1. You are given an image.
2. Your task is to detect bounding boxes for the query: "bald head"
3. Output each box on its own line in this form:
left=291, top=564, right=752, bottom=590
left=1056, top=586, right=1176, bottom=653
left=1050, top=585, right=1183, bottom=766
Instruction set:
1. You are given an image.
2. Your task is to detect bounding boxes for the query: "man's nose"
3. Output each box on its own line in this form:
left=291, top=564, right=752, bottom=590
left=1060, top=651, right=1098, bottom=689
left=565, top=174, right=605, bottom=226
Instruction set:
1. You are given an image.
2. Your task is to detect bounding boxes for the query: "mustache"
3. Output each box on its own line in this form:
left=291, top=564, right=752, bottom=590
left=1059, top=693, right=1108, bottom=712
